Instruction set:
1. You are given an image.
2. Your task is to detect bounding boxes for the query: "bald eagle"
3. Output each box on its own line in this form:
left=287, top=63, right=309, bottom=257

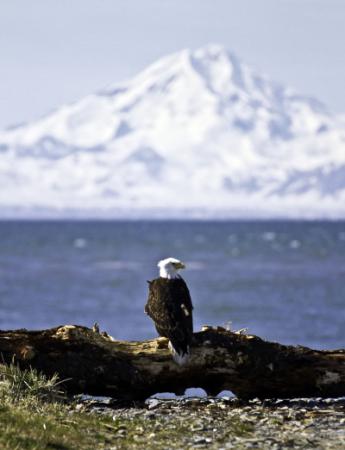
left=145, top=257, right=194, bottom=365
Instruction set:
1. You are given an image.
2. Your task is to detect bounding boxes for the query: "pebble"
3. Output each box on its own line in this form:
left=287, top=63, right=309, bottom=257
left=73, top=395, right=345, bottom=449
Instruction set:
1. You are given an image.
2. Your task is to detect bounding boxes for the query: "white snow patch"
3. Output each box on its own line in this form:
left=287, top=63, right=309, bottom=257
left=216, top=390, right=236, bottom=399
left=147, top=388, right=208, bottom=400
left=184, top=387, right=208, bottom=398
left=149, top=392, right=178, bottom=399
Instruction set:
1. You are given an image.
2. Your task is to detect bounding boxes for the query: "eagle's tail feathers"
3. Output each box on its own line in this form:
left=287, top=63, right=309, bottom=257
left=168, top=341, right=190, bottom=366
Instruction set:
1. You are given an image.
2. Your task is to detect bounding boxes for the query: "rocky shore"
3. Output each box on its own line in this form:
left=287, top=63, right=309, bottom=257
left=74, top=396, right=345, bottom=449
left=2, top=356, right=344, bottom=449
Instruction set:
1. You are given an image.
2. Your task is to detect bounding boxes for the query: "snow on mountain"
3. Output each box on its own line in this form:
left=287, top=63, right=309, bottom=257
left=1, top=44, right=345, bottom=218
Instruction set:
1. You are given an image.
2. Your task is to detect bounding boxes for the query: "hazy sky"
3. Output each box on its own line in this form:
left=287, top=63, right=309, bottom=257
left=1, top=0, right=344, bottom=128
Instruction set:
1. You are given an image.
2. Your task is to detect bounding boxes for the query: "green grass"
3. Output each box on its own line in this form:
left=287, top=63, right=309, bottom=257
left=0, top=363, right=117, bottom=450
left=0, top=362, right=63, bottom=402
left=0, top=363, right=256, bottom=450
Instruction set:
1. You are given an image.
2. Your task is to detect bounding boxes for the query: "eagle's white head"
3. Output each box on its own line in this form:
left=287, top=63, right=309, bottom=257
left=158, top=257, right=186, bottom=279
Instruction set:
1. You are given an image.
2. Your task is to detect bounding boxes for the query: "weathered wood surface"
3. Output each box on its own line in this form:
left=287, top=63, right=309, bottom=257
left=0, top=325, right=344, bottom=400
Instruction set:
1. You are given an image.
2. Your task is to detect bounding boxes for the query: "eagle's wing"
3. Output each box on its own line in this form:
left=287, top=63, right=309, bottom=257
left=145, top=278, right=193, bottom=355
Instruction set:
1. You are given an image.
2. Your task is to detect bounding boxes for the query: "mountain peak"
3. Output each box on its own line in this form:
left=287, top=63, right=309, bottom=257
left=101, top=44, right=241, bottom=97
left=188, top=44, right=248, bottom=95
left=191, top=43, right=242, bottom=70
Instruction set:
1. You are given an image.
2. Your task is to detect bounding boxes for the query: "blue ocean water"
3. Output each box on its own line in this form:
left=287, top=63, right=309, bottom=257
left=0, top=220, right=344, bottom=350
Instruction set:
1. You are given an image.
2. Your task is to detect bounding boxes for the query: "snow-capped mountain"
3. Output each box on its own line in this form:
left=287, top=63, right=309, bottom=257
left=1, top=44, right=345, bottom=218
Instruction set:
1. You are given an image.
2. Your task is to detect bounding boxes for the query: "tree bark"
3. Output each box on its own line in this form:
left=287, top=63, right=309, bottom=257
left=0, top=325, right=344, bottom=400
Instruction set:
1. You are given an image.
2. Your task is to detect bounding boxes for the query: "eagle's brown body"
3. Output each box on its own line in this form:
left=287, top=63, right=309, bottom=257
left=145, top=277, right=193, bottom=359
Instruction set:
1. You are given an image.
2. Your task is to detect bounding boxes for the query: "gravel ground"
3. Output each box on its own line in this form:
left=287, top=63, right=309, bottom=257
left=74, top=397, right=345, bottom=449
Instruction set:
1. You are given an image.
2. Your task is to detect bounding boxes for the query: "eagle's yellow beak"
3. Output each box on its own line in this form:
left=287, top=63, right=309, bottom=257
left=174, top=261, right=186, bottom=270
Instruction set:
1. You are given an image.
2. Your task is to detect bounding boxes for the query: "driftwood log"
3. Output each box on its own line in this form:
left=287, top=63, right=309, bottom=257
left=0, top=325, right=344, bottom=400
